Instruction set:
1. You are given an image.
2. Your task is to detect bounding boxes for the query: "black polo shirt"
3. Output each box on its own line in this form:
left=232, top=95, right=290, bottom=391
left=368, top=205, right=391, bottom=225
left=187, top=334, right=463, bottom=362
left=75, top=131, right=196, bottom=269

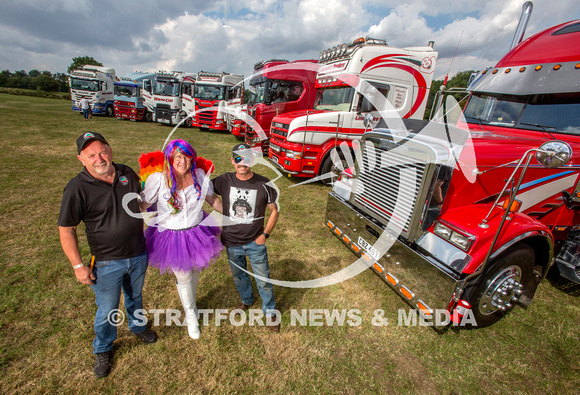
left=58, top=163, right=146, bottom=261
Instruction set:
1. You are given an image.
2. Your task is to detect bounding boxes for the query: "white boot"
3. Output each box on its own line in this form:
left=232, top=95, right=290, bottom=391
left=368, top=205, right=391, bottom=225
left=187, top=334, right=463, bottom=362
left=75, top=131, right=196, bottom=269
left=176, top=277, right=200, bottom=340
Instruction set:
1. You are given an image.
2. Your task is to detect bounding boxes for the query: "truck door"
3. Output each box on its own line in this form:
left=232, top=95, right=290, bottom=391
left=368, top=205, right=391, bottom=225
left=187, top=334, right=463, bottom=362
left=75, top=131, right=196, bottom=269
left=351, top=82, right=390, bottom=137
left=142, top=80, right=153, bottom=111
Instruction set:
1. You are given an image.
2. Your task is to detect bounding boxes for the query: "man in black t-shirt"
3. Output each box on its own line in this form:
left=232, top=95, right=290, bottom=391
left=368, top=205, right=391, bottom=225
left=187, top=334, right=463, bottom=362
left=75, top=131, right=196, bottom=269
left=58, top=132, right=157, bottom=378
left=212, top=143, right=280, bottom=332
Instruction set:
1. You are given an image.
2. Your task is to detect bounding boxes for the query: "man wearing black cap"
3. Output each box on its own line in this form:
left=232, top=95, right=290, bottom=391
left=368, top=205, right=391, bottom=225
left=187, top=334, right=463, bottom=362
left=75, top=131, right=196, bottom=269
left=212, top=143, right=280, bottom=332
left=58, top=132, right=157, bottom=378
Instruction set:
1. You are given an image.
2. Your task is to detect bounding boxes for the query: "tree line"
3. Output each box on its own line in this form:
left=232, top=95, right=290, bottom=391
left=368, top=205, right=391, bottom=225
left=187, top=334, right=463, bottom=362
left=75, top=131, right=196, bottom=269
left=0, top=69, right=69, bottom=92
left=0, top=56, right=104, bottom=93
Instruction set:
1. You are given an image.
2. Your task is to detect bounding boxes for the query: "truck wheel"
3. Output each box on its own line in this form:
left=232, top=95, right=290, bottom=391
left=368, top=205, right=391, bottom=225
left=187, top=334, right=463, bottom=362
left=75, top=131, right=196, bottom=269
left=184, top=116, right=192, bottom=128
left=144, top=110, right=153, bottom=122
left=106, top=105, right=114, bottom=117
left=320, top=152, right=348, bottom=186
left=465, top=244, right=535, bottom=327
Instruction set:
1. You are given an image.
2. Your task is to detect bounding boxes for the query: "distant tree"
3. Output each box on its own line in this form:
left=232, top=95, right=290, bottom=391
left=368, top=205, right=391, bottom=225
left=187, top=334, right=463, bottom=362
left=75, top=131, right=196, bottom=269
left=424, top=70, right=476, bottom=120
left=28, top=69, right=40, bottom=78
left=67, top=56, right=103, bottom=74
left=54, top=72, right=70, bottom=92
left=34, top=74, right=60, bottom=92
left=0, top=70, right=11, bottom=86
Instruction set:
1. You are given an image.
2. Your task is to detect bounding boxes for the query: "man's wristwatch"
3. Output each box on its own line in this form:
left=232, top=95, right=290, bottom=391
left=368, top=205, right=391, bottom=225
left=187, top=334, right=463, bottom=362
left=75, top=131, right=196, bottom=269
left=262, top=232, right=270, bottom=239
left=72, top=263, right=84, bottom=270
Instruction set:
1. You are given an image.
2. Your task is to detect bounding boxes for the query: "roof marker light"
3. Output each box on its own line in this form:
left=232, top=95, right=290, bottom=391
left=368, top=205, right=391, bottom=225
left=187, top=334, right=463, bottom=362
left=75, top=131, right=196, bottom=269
left=535, top=65, right=543, bottom=71
left=519, top=67, right=526, bottom=72
left=553, top=64, right=561, bottom=70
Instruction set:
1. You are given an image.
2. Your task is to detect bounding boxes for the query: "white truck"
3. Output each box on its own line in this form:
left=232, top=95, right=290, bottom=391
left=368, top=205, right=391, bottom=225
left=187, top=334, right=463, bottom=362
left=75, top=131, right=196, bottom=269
left=69, top=65, right=116, bottom=116
left=142, top=71, right=197, bottom=125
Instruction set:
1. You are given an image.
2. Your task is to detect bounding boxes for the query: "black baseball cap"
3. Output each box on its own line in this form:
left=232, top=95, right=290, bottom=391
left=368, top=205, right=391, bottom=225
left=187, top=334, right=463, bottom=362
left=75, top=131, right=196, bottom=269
left=232, top=143, right=254, bottom=165
left=232, top=143, right=252, bottom=157
left=76, top=132, right=109, bottom=154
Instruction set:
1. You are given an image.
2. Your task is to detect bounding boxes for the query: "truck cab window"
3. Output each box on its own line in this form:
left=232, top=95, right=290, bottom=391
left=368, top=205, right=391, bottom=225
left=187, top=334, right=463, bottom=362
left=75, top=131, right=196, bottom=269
left=268, top=80, right=304, bottom=103
left=314, top=86, right=355, bottom=112
left=517, top=93, right=580, bottom=135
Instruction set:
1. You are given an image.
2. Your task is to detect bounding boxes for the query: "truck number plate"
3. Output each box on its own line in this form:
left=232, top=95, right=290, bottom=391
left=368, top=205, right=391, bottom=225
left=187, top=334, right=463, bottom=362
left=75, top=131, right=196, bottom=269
left=358, top=237, right=380, bottom=260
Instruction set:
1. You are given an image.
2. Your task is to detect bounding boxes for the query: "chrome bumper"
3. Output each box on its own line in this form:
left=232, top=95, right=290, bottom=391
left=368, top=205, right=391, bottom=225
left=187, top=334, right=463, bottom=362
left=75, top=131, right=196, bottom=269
left=326, top=192, right=461, bottom=319
left=267, top=155, right=299, bottom=175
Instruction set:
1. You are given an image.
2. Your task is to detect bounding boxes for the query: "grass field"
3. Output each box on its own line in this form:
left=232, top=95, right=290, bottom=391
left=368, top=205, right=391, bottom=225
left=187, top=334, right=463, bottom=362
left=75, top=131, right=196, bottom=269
left=0, top=93, right=579, bottom=394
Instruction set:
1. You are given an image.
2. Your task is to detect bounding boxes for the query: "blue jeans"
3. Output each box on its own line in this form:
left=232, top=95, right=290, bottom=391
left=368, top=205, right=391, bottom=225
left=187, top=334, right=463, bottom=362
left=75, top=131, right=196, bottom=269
left=82, top=109, right=90, bottom=119
left=90, top=251, right=148, bottom=354
left=227, top=241, right=275, bottom=316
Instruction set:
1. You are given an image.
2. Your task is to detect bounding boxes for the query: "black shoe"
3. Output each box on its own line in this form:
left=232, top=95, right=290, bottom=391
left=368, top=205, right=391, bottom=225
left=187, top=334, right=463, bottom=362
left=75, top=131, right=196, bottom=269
left=133, top=328, right=157, bottom=344
left=94, top=351, right=112, bottom=378
left=235, top=302, right=251, bottom=311
left=267, top=315, right=280, bottom=333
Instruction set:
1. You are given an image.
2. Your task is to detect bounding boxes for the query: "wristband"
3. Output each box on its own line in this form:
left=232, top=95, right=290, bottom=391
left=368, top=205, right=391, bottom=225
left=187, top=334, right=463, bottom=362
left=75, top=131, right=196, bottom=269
left=72, top=263, right=84, bottom=270
left=262, top=232, right=270, bottom=239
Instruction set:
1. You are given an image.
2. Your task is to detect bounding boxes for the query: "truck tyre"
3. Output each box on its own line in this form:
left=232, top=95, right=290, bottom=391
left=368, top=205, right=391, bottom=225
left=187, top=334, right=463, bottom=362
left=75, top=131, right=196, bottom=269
left=106, top=105, right=114, bottom=117
left=465, top=244, right=536, bottom=327
left=184, top=116, right=192, bottom=128
left=144, top=110, right=153, bottom=122
left=320, top=151, right=348, bottom=187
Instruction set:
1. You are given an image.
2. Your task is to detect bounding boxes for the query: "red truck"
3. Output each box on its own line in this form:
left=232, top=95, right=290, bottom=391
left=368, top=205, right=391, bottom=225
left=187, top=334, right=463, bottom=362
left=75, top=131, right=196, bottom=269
left=185, top=71, right=244, bottom=130
left=326, top=5, right=580, bottom=327
left=242, top=59, right=319, bottom=153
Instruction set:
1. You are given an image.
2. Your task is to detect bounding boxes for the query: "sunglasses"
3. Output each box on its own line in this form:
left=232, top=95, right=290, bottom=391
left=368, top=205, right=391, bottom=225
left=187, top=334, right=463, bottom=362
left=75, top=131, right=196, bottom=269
left=234, top=155, right=252, bottom=164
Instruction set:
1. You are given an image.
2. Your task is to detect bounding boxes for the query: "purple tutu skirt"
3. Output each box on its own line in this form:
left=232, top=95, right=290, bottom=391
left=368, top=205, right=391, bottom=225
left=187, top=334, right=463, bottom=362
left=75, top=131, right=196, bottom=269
left=145, top=212, right=223, bottom=274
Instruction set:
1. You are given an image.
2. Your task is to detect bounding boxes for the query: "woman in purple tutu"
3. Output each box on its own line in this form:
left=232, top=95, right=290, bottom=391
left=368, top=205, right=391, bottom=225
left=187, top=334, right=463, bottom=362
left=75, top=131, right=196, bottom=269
left=140, top=139, right=223, bottom=339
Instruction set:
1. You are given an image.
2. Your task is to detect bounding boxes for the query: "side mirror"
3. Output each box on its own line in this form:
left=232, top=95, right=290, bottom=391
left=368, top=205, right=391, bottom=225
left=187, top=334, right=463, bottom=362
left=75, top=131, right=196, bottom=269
left=536, top=141, right=572, bottom=168
left=143, top=80, right=152, bottom=93
left=358, top=96, right=374, bottom=114
left=363, top=113, right=374, bottom=130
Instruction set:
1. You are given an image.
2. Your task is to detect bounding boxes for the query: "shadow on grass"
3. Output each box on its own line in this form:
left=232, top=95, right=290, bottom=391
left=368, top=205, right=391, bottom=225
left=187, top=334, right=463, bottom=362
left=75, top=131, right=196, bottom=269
left=546, top=266, right=580, bottom=297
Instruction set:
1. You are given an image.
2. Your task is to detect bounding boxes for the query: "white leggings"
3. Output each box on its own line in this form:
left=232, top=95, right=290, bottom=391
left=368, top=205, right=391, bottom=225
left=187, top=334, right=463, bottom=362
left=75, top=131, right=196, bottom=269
left=173, top=269, right=199, bottom=285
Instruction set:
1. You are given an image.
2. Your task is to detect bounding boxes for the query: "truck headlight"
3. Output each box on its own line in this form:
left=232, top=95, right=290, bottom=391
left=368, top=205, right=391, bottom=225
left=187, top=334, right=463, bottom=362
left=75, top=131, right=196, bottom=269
left=434, top=223, right=452, bottom=239
left=434, top=221, right=474, bottom=251
left=285, top=150, right=302, bottom=159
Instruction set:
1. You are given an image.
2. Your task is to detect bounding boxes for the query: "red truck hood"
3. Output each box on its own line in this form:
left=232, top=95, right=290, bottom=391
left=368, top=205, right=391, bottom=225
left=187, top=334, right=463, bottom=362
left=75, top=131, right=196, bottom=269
left=466, top=124, right=580, bottom=168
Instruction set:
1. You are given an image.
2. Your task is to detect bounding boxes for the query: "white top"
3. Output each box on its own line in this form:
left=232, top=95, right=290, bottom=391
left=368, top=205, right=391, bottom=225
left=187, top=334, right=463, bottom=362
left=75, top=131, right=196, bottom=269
left=140, top=169, right=213, bottom=230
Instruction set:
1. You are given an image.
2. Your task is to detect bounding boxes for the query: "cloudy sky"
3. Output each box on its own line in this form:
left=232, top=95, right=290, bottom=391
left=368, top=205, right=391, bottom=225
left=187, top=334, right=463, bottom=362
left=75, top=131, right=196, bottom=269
left=1, top=0, right=579, bottom=81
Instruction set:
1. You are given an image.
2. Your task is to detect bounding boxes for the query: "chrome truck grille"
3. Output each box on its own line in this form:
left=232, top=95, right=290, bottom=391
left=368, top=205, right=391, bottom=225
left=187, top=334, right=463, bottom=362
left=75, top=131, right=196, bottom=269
left=350, top=132, right=438, bottom=243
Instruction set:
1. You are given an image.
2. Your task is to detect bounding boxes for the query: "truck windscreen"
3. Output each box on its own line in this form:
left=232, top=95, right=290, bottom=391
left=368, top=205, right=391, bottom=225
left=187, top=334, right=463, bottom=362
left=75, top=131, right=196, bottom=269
left=314, top=86, right=354, bottom=112
left=464, top=92, right=580, bottom=135
left=70, top=78, right=100, bottom=92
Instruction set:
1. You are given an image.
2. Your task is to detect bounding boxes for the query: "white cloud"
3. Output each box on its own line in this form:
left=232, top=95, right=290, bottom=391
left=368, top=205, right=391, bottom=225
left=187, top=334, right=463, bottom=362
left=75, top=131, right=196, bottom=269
left=0, top=0, right=579, bottom=82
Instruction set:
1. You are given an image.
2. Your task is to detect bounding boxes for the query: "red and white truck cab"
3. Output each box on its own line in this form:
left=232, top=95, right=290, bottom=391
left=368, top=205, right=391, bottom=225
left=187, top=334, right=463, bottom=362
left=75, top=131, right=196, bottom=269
left=184, top=71, right=244, bottom=130
left=268, top=38, right=438, bottom=184
left=326, top=10, right=580, bottom=327
left=242, top=59, right=319, bottom=152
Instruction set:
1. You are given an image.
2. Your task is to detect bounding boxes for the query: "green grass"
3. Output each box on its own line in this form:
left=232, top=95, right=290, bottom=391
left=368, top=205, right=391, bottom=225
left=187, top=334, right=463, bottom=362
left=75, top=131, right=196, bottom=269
left=0, top=93, right=579, bottom=394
